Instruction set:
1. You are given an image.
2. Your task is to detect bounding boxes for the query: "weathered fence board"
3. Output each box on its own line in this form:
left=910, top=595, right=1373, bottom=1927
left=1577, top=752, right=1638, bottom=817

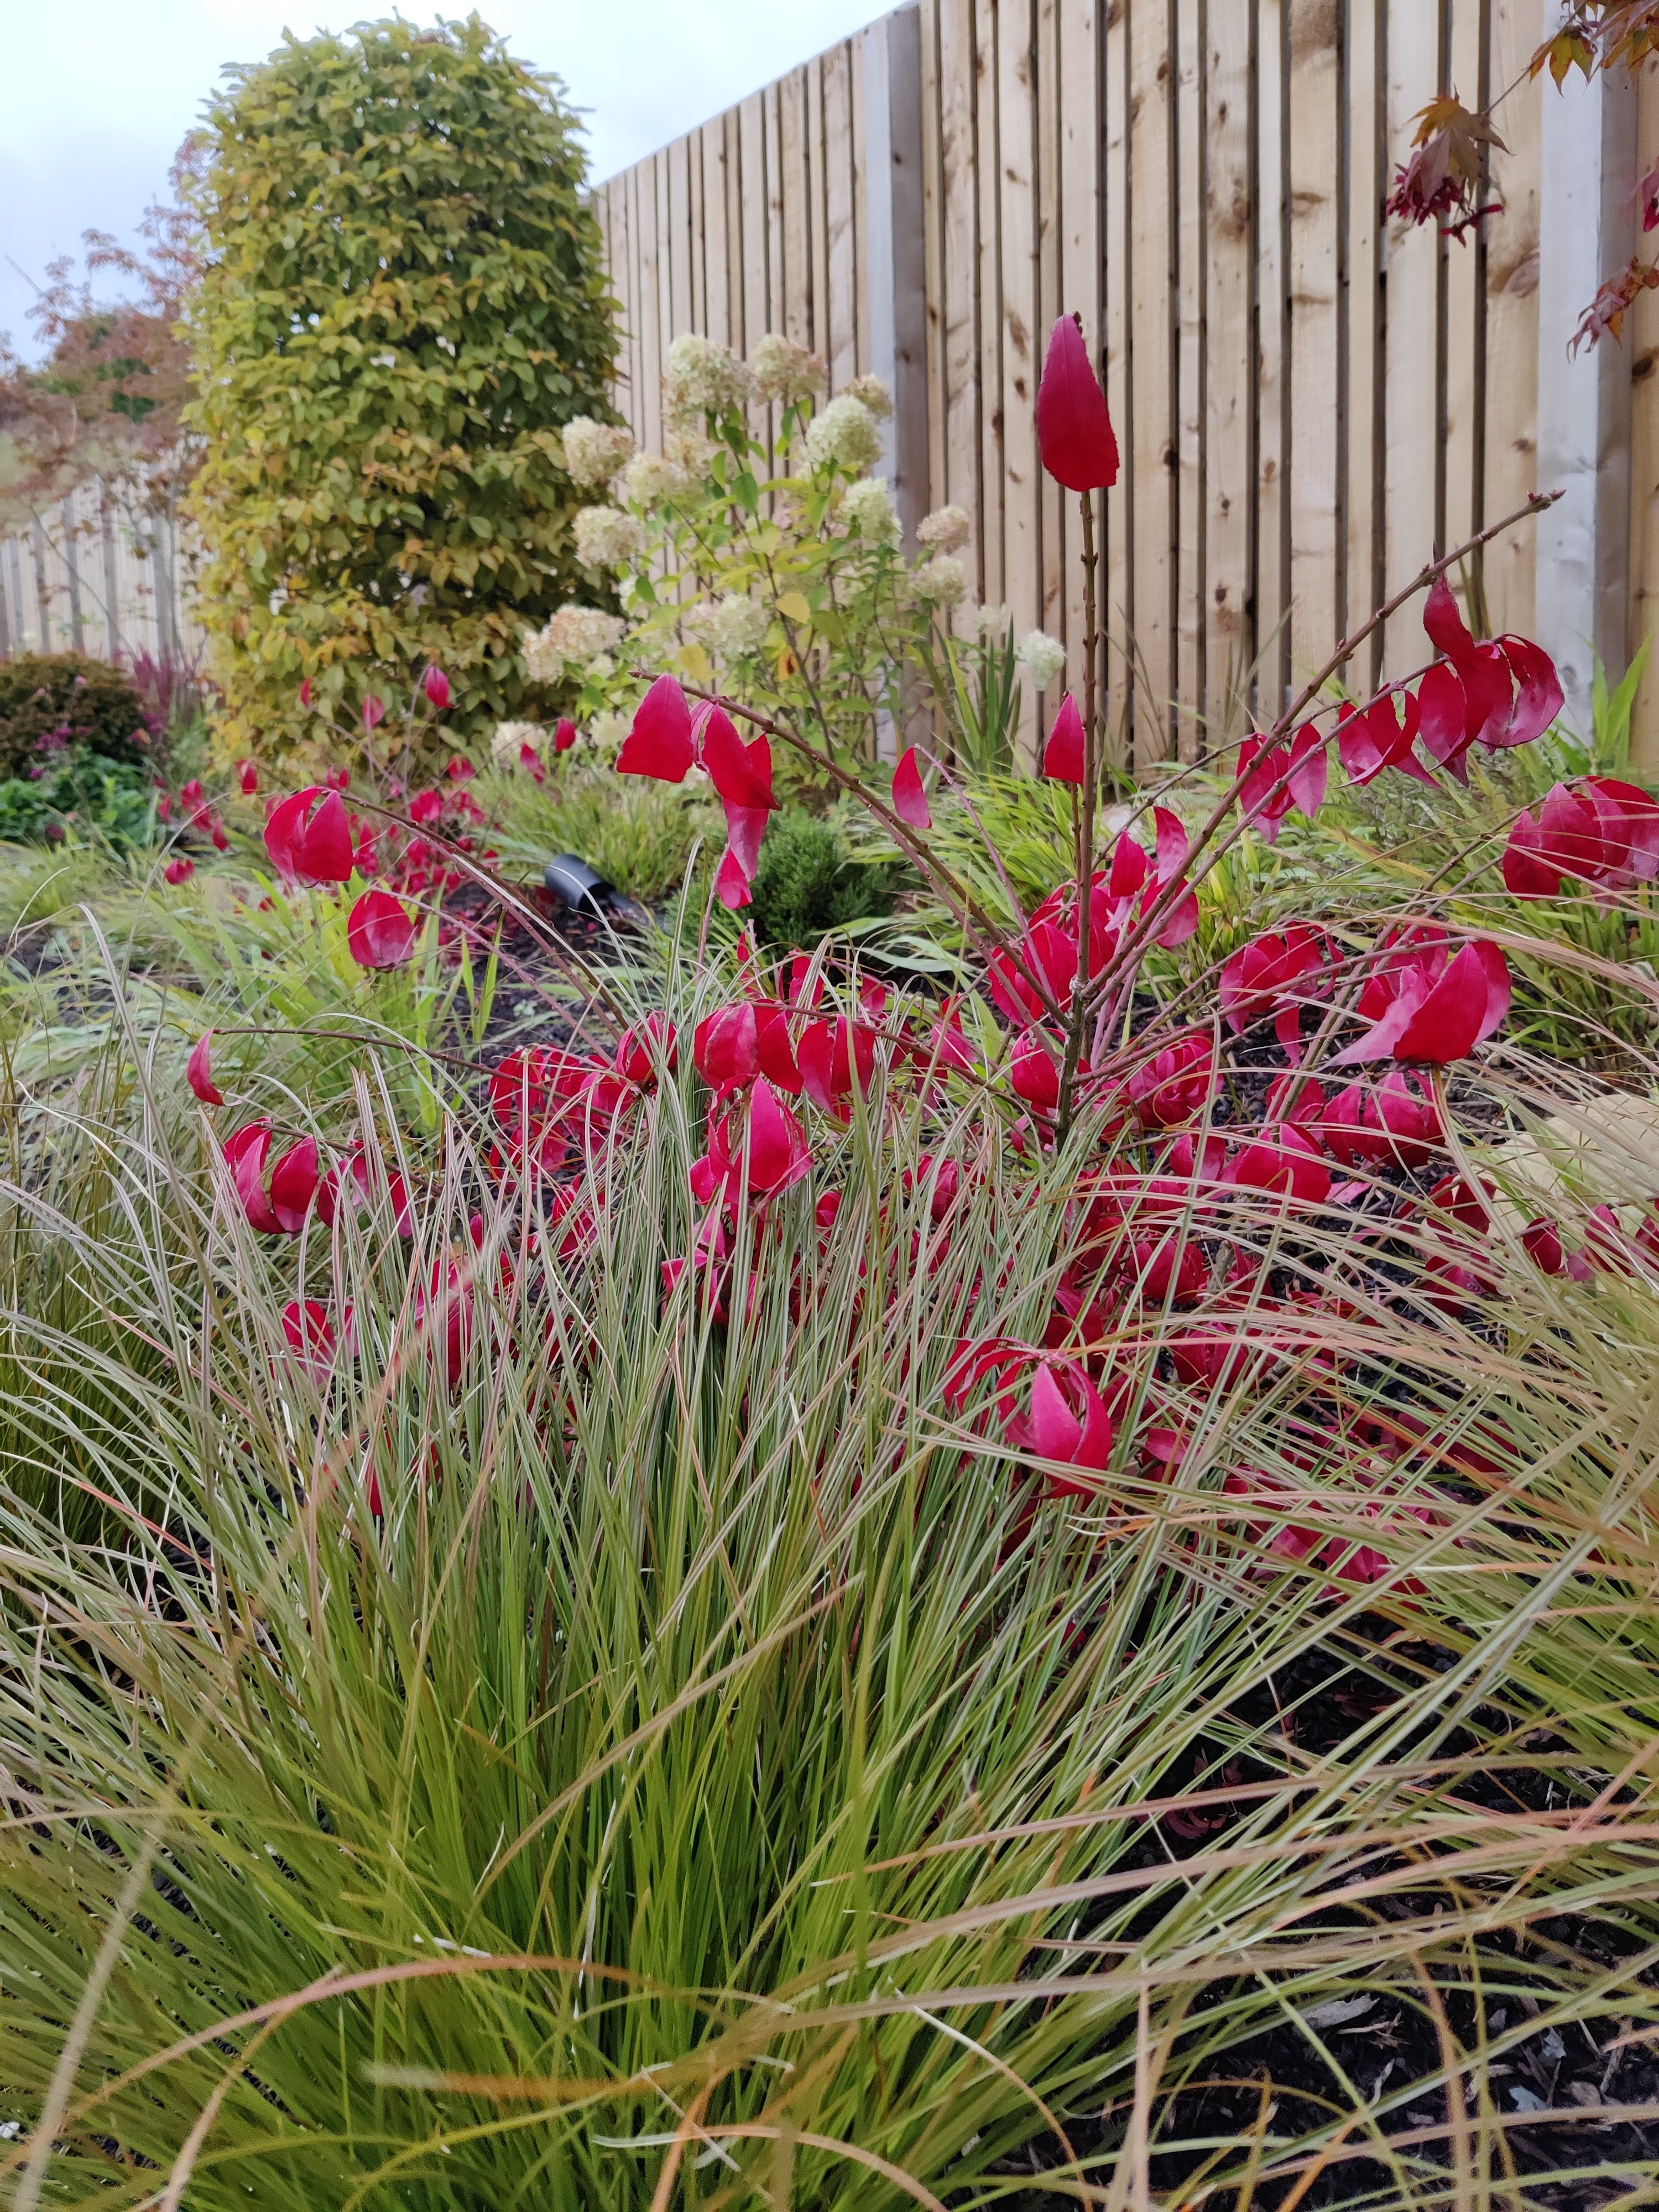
left=596, top=0, right=1659, bottom=770
left=12, top=1, right=1655, bottom=771
left=0, top=483, right=204, bottom=673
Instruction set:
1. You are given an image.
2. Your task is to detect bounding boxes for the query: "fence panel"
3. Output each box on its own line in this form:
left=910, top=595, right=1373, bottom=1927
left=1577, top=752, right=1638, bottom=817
left=597, top=0, right=1659, bottom=771
left=0, top=483, right=204, bottom=673
left=14, top=3, right=1651, bottom=769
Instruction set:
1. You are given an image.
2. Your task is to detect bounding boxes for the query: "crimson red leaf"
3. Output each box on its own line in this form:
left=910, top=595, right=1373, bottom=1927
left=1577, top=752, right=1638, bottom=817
left=1423, top=576, right=1475, bottom=662
left=714, top=847, right=752, bottom=909
left=617, top=675, right=696, bottom=782
left=347, top=889, right=418, bottom=969
left=1035, top=316, right=1120, bottom=493
left=892, top=745, right=931, bottom=828
left=297, top=789, right=355, bottom=884
left=1392, top=941, right=1493, bottom=1063
left=187, top=1032, right=223, bottom=1107
left=1490, top=635, right=1564, bottom=747
left=1042, top=692, right=1086, bottom=782
left=699, top=705, right=776, bottom=810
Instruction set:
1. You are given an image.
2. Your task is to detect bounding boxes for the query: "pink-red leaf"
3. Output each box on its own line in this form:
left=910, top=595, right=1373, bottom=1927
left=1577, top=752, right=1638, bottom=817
left=187, top=1032, right=223, bottom=1107
left=617, top=675, right=696, bottom=782
left=892, top=745, right=932, bottom=828
left=1042, top=692, right=1086, bottom=783
left=1035, top=316, right=1120, bottom=492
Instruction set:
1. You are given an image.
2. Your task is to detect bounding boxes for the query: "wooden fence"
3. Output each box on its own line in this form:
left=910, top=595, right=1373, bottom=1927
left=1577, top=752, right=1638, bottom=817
left=0, top=481, right=205, bottom=671
left=595, top=0, right=1659, bottom=772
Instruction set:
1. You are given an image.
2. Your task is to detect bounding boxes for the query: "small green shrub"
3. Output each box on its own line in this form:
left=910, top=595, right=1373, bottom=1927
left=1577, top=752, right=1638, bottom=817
left=0, top=753, right=158, bottom=848
left=479, top=760, right=723, bottom=905
left=188, top=16, right=619, bottom=763
left=746, top=806, right=894, bottom=950
left=0, top=654, right=155, bottom=780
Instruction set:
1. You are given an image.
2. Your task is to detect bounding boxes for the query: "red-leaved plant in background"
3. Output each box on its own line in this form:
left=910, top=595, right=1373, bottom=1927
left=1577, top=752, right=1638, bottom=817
left=184, top=301, right=1659, bottom=1599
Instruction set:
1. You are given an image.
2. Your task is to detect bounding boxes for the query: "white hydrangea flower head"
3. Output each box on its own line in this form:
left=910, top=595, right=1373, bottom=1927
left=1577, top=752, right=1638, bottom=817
left=663, top=333, right=757, bottom=423
left=621, top=450, right=693, bottom=508
left=909, top=554, right=969, bottom=610
left=842, top=477, right=901, bottom=545
left=684, top=593, right=770, bottom=661
left=588, top=709, right=633, bottom=757
left=523, top=630, right=565, bottom=686
left=524, top=606, right=626, bottom=685
left=917, top=504, right=971, bottom=554
left=1016, top=629, right=1068, bottom=689
left=975, top=603, right=1013, bottom=641
left=841, top=372, right=894, bottom=420
left=558, top=417, right=636, bottom=487
left=573, top=505, right=647, bottom=570
left=750, top=332, right=829, bottom=405
left=805, top=394, right=884, bottom=474
left=492, top=719, right=546, bottom=766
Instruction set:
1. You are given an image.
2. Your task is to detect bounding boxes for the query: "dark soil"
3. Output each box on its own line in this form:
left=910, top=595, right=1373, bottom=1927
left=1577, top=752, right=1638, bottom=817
left=994, top=1627, right=1659, bottom=2209
left=439, top=875, right=653, bottom=1064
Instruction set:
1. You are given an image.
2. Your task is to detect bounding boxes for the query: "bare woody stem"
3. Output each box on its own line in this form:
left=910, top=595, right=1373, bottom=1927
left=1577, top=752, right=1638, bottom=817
left=1080, top=487, right=1563, bottom=1025
left=1056, top=490, right=1101, bottom=1141
left=676, top=684, right=1070, bottom=1026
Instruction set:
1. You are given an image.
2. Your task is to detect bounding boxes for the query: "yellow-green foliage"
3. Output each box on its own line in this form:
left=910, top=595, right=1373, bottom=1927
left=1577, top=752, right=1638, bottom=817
left=187, top=16, right=618, bottom=762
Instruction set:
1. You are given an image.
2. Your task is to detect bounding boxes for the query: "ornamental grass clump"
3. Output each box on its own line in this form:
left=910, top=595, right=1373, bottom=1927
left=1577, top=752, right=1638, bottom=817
left=5, top=893, right=1659, bottom=2205
left=6, top=304, right=1659, bottom=2207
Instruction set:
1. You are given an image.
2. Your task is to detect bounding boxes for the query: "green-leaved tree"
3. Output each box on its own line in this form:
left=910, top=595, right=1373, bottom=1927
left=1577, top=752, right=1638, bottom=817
left=187, top=14, right=618, bottom=763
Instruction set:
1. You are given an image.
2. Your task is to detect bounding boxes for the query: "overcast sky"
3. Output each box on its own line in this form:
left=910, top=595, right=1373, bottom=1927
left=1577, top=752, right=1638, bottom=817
left=2, top=0, right=890, bottom=359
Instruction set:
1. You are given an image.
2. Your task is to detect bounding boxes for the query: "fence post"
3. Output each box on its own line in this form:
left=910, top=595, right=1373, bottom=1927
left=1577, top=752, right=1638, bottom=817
left=863, top=3, right=930, bottom=544
left=1533, top=37, right=1637, bottom=739
left=62, top=489, right=86, bottom=656
left=101, top=482, right=122, bottom=661
left=8, top=542, right=25, bottom=656
left=30, top=515, right=51, bottom=651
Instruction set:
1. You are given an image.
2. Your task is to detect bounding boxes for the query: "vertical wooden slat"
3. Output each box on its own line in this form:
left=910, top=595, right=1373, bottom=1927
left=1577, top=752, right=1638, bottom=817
left=1129, top=0, right=1176, bottom=759
left=823, top=43, right=859, bottom=384
left=1482, top=0, right=1543, bottom=643
left=100, top=484, right=121, bottom=660
left=778, top=72, right=814, bottom=348
left=1287, top=0, right=1341, bottom=691
left=1440, top=0, right=1483, bottom=605
left=690, top=129, right=708, bottom=333
left=938, top=0, right=981, bottom=575
left=667, top=137, right=692, bottom=338
left=738, top=93, right=770, bottom=356
left=1629, top=50, right=1659, bottom=771
left=920, top=0, right=950, bottom=524
left=807, top=58, right=832, bottom=359
left=1255, top=0, right=1290, bottom=719
left=637, top=160, right=663, bottom=453
left=761, top=80, right=785, bottom=468
left=1175, top=0, right=1206, bottom=758
left=702, top=119, right=731, bottom=348
left=765, top=80, right=787, bottom=347
left=1207, top=0, right=1253, bottom=739
left=1345, top=0, right=1382, bottom=661
left=1381, top=0, right=1442, bottom=678
left=852, top=34, right=873, bottom=375
left=657, top=152, right=676, bottom=421
left=1035, top=0, right=1066, bottom=724
left=975, top=0, right=1006, bottom=613
left=601, top=181, right=627, bottom=432
left=1103, top=0, right=1131, bottom=757
left=1058, top=0, right=1100, bottom=705
left=998, top=0, right=1041, bottom=759
left=725, top=113, right=748, bottom=361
